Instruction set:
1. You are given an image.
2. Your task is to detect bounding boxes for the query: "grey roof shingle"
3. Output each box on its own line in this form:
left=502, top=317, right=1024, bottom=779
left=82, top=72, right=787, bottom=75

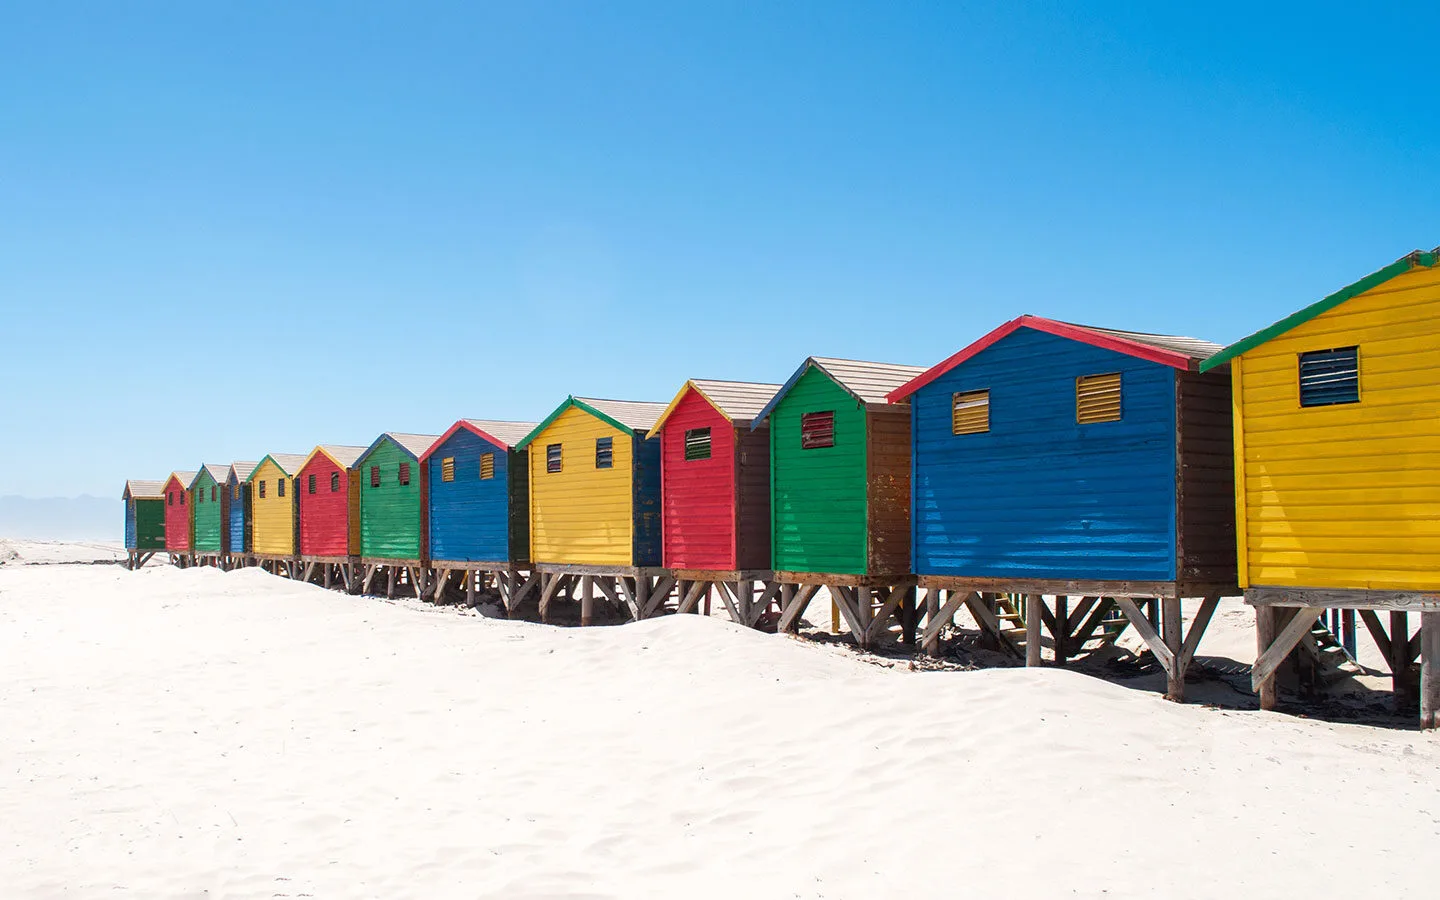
left=578, top=397, right=669, bottom=433
left=1063, top=322, right=1223, bottom=362
left=688, top=380, right=784, bottom=425
left=228, top=462, right=258, bottom=483
left=123, top=480, right=166, bottom=500
left=460, top=420, right=541, bottom=450
left=315, top=445, right=368, bottom=468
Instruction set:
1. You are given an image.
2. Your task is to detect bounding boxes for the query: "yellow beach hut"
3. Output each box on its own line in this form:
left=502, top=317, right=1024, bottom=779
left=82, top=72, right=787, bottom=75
left=1200, top=248, right=1440, bottom=724
left=246, top=452, right=308, bottom=570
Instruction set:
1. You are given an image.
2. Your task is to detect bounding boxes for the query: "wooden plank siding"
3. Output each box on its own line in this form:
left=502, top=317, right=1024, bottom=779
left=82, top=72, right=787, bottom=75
left=226, top=465, right=255, bottom=555
left=734, top=424, right=772, bottom=570
left=770, top=368, right=868, bottom=574
left=425, top=429, right=527, bottom=564
left=249, top=457, right=300, bottom=556
left=298, top=447, right=364, bottom=557
left=357, top=437, right=431, bottom=561
left=1175, top=369, right=1238, bottom=586
left=528, top=406, right=637, bottom=567
left=1233, top=262, right=1440, bottom=590
left=123, top=482, right=166, bottom=551
left=163, top=473, right=194, bottom=552
left=190, top=467, right=226, bottom=553
left=660, top=388, right=738, bottom=569
left=907, top=327, right=1179, bottom=581
left=865, top=404, right=912, bottom=575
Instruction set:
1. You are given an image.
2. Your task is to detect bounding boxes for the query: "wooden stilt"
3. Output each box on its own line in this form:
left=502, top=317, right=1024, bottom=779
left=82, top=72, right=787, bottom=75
left=580, top=576, right=594, bottom=626
left=386, top=567, right=395, bottom=600
left=1420, top=612, right=1440, bottom=730
left=923, top=588, right=941, bottom=657
left=779, top=584, right=796, bottom=632
left=466, top=570, right=476, bottom=607
left=1025, top=594, right=1043, bottom=666
left=1391, top=611, right=1411, bottom=713
left=1162, top=597, right=1184, bottom=700
left=1054, top=596, right=1069, bottom=665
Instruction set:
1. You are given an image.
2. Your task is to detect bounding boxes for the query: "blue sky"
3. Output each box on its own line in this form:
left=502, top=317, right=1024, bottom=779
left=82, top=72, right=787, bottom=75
left=2, top=2, right=1435, bottom=498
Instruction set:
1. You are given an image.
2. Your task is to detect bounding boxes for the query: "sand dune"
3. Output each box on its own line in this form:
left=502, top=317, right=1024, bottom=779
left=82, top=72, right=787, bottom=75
left=1, top=562, right=1435, bottom=898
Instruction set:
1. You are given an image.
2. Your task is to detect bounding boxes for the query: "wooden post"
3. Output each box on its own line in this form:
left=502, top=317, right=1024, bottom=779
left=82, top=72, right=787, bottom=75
left=386, top=567, right=395, bottom=600
left=1054, top=596, right=1069, bottom=665
left=1421, top=612, right=1440, bottom=731
left=857, top=587, right=874, bottom=649
left=780, top=584, right=796, bottom=633
left=900, top=586, right=917, bottom=647
left=466, top=570, right=476, bottom=607
left=924, top=589, right=941, bottom=657
left=580, top=576, right=594, bottom=627
left=1162, top=597, right=1183, bottom=700
left=1391, top=611, right=1411, bottom=713
left=1025, top=594, right=1043, bottom=667
left=1255, top=605, right=1277, bottom=710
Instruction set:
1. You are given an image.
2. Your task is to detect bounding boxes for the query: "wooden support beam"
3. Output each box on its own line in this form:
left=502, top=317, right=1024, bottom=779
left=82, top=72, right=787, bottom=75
left=923, top=589, right=942, bottom=657
left=1162, top=596, right=1184, bottom=699
left=715, top=581, right=744, bottom=624
left=634, top=577, right=652, bottom=619
left=512, top=572, right=539, bottom=609
left=580, top=576, right=595, bottom=626
left=432, top=569, right=451, bottom=603
left=539, top=573, right=563, bottom=622
left=917, top=590, right=968, bottom=649
left=1255, top=605, right=1278, bottom=710
left=1421, top=612, right=1440, bottom=730
left=750, top=582, right=782, bottom=627
left=1177, top=596, right=1221, bottom=675
left=828, top=586, right=868, bottom=644
left=1054, top=596, right=1069, bottom=664
left=1358, top=609, right=1392, bottom=664
left=361, top=564, right=377, bottom=594
left=1392, top=611, right=1412, bottom=711
left=779, top=584, right=796, bottom=632
left=864, top=585, right=906, bottom=645
left=466, top=570, right=476, bottom=607
left=646, top=577, right=674, bottom=616
left=1114, top=596, right=1176, bottom=677
left=1025, top=594, right=1043, bottom=667
left=775, top=584, right=820, bottom=634
left=1251, top=606, right=1324, bottom=694
left=676, top=581, right=709, bottom=615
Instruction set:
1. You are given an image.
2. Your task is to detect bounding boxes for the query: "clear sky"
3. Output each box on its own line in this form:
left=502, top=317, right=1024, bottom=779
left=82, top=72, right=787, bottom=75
left=2, top=2, right=1435, bottom=498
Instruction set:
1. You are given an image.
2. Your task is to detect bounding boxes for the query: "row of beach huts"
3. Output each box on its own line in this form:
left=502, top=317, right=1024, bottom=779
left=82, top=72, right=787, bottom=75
left=123, top=250, right=1440, bottom=727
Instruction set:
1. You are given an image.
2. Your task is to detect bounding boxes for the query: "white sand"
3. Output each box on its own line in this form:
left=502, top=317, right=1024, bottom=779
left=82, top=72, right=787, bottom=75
left=2, top=561, right=1437, bottom=898
left=0, top=538, right=126, bottom=566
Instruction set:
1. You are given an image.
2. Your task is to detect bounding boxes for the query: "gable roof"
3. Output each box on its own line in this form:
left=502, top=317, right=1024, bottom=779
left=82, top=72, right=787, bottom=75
left=166, top=471, right=197, bottom=491
left=421, top=419, right=541, bottom=461
left=753, top=357, right=927, bottom=426
left=358, top=432, right=440, bottom=465
left=300, top=445, right=368, bottom=472
left=516, top=397, right=668, bottom=450
left=651, top=379, right=783, bottom=432
left=123, top=479, right=166, bottom=500
left=888, top=315, right=1221, bottom=402
left=1200, top=248, right=1440, bottom=373
left=246, top=454, right=308, bottom=481
left=189, top=464, right=229, bottom=489
left=228, top=461, right=258, bottom=484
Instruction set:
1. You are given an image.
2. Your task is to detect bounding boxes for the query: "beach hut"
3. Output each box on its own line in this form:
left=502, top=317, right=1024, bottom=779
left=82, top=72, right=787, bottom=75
left=651, top=380, right=781, bottom=624
left=355, top=433, right=439, bottom=598
left=188, top=464, right=230, bottom=565
left=1198, top=248, right=1440, bottom=725
left=888, top=316, right=1234, bottom=699
left=226, top=462, right=257, bottom=563
left=246, top=453, right=307, bottom=574
left=515, top=397, right=669, bottom=624
left=421, top=420, right=537, bottom=608
left=162, top=471, right=196, bottom=562
left=751, top=357, right=926, bottom=646
left=122, top=480, right=166, bottom=568
left=295, top=445, right=367, bottom=590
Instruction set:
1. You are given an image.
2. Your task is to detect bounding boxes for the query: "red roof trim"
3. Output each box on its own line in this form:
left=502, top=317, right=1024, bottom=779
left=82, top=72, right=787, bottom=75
left=886, top=315, right=1197, bottom=402
left=420, top=419, right=515, bottom=462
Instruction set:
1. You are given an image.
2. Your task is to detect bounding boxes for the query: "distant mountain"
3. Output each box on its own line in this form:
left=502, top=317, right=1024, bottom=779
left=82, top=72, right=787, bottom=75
left=0, top=495, right=122, bottom=541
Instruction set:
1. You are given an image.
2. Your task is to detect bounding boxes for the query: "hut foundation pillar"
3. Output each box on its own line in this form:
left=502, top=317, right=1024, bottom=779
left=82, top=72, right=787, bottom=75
left=1024, top=594, right=1043, bottom=667
left=923, top=589, right=941, bottom=657
left=580, top=576, right=595, bottom=627
left=1421, top=613, right=1440, bottom=731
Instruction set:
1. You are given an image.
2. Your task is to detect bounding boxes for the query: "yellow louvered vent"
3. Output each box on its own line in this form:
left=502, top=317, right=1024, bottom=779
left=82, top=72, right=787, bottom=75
left=480, top=453, right=495, bottom=480
left=441, top=457, right=455, bottom=482
left=1076, top=373, right=1122, bottom=424
left=951, top=390, right=989, bottom=434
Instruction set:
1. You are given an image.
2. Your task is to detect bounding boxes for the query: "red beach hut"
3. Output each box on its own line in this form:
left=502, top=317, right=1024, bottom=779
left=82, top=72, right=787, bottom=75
left=163, top=471, right=196, bottom=554
left=296, top=445, right=367, bottom=559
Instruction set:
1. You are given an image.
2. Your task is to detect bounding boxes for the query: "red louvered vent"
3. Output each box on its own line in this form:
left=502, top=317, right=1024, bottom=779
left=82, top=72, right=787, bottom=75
left=800, top=410, right=835, bottom=450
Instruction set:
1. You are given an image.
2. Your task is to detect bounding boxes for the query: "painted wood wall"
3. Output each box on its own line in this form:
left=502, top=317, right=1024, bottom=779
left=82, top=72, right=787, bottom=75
left=298, top=455, right=354, bottom=557
left=1234, top=263, right=1440, bottom=590
left=910, top=327, right=1178, bottom=581
left=1175, top=370, right=1238, bottom=586
left=866, top=405, right=912, bottom=575
left=250, top=459, right=296, bottom=556
left=358, top=439, right=425, bottom=560
left=770, top=367, right=868, bottom=574
left=164, top=477, right=190, bottom=551
left=661, top=390, right=738, bottom=569
left=528, top=406, right=638, bottom=567
left=126, top=499, right=166, bottom=551
left=227, top=477, right=249, bottom=554
left=191, top=469, right=225, bottom=553
left=426, top=430, right=526, bottom=563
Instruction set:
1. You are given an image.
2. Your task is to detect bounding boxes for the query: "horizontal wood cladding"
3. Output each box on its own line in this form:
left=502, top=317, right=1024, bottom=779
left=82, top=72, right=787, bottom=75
left=770, top=367, right=867, bottom=575
left=127, top=499, right=166, bottom=551
left=911, top=327, right=1178, bottom=581
left=227, top=477, right=250, bottom=554
left=1175, top=369, right=1238, bottom=587
left=866, top=404, right=912, bottom=575
left=1237, top=264, right=1440, bottom=590
left=735, top=423, right=772, bottom=570
left=529, top=405, right=635, bottom=566
left=190, top=469, right=225, bottom=553
left=163, top=475, right=190, bottom=551
left=358, top=439, right=425, bottom=561
left=427, top=429, right=520, bottom=563
left=298, top=456, right=353, bottom=557
left=662, top=389, right=737, bottom=569
left=250, top=459, right=296, bottom=556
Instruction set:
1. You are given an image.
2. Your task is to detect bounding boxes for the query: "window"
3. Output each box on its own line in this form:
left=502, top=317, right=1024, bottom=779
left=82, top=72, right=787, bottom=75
left=398, top=462, right=411, bottom=486
left=1076, top=373, right=1122, bottom=424
left=800, top=410, right=835, bottom=449
left=168, top=491, right=174, bottom=506
left=196, top=489, right=202, bottom=504
left=330, top=472, right=340, bottom=493
left=441, top=457, right=455, bottom=483
left=1299, top=346, right=1360, bottom=407
left=259, top=480, right=267, bottom=499
left=180, top=491, right=186, bottom=506
left=211, top=486, right=217, bottom=502
left=370, top=465, right=381, bottom=487
left=595, top=436, right=613, bottom=469
left=684, top=427, right=712, bottom=461
left=546, top=443, right=562, bottom=473
left=278, top=478, right=286, bottom=498
left=952, top=390, right=990, bottom=435
left=480, top=452, right=495, bottom=480
left=232, top=484, right=240, bottom=501
left=307, top=474, right=316, bottom=494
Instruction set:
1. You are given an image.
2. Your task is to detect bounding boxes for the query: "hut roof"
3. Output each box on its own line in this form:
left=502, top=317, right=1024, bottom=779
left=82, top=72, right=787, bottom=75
left=246, top=454, right=308, bottom=480
left=188, top=464, right=230, bottom=490
left=754, top=357, right=927, bottom=425
left=516, top=397, right=669, bottom=449
left=1200, top=248, right=1440, bottom=372
left=652, top=379, right=783, bottom=432
left=888, top=316, right=1222, bottom=402
left=228, top=461, right=258, bottom=483
left=167, top=471, right=197, bottom=490
left=359, top=433, right=441, bottom=464
left=421, top=420, right=541, bottom=460
left=123, top=480, right=166, bottom=500
left=301, top=445, right=368, bottom=471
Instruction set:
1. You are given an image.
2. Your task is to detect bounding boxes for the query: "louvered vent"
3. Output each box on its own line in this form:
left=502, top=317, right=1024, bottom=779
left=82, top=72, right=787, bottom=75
left=546, top=443, right=562, bottom=473
left=211, top=486, right=218, bottom=502
left=330, top=472, right=340, bottom=493
left=370, top=466, right=380, bottom=488
left=278, top=479, right=286, bottom=498
left=595, top=437, right=614, bottom=469
left=800, top=410, right=835, bottom=449
left=259, top=481, right=267, bottom=499
left=308, top=474, right=316, bottom=495
left=398, top=462, right=411, bottom=486
left=480, top=453, right=495, bottom=480
left=441, top=457, right=455, bottom=483
left=952, top=390, right=989, bottom=435
left=684, top=427, right=712, bottom=461
left=1299, top=346, right=1359, bottom=407
left=232, top=484, right=240, bottom=501
left=1076, top=373, right=1122, bottom=424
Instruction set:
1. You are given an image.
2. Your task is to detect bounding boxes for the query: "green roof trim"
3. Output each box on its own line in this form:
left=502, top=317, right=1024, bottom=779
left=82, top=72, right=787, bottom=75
left=1200, top=250, right=1439, bottom=372
left=515, top=396, right=636, bottom=450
